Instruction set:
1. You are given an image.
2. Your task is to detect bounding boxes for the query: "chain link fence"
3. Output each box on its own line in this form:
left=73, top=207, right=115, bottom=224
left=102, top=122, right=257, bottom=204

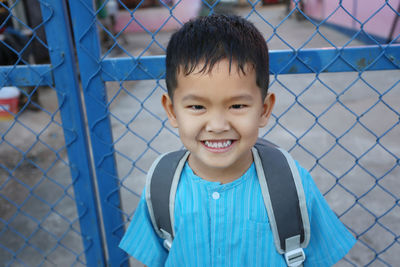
left=1, top=0, right=399, bottom=266
left=94, top=1, right=399, bottom=266
left=0, top=1, right=104, bottom=266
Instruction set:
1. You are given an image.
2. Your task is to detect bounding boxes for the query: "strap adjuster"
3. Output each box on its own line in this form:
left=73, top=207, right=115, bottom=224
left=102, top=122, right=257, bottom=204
left=160, top=228, right=173, bottom=251
left=285, top=248, right=305, bottom=267
left=163, top=238, right=172, bottom=251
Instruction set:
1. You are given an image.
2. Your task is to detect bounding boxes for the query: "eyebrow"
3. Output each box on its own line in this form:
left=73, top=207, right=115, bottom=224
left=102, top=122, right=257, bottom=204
left=229, top=94, right=254, bottom=102
left=181, top=94, right=206, bottom=102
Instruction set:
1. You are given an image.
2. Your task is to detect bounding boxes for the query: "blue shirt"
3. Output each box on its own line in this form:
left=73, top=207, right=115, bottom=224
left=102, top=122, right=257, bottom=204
left=119, top=161, right=356, bottom=267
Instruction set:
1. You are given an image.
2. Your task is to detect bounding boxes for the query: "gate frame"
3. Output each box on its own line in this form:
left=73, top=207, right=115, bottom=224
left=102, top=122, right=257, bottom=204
left=39, top=1, right=106, bottom=265
left=67, top=0, right=127, bottom=265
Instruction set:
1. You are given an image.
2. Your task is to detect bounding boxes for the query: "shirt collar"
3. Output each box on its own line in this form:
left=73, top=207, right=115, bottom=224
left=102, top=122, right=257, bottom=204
left=182, top=161, right=256, bottom=191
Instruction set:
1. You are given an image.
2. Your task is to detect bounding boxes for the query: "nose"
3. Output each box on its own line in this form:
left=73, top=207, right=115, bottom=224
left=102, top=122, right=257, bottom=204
left=205, top=111, right=230, bottom=133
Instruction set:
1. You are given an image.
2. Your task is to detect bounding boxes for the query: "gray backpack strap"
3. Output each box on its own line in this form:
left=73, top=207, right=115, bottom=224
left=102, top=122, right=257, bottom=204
left=145, top=139, right=310, bottom=266
left=253, top=139, right=310, bottom=267
left=145, top=150, right=190, bottom=251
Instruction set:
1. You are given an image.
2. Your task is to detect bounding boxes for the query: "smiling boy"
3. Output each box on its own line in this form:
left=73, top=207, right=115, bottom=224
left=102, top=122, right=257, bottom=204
left=119, top=15, right=355, bottom=266
left=162, top=59, right=274, bottom=183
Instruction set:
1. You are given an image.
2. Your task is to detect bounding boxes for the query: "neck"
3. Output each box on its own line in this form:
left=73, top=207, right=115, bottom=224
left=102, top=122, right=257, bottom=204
left=187, top=151, right=253, bottom=184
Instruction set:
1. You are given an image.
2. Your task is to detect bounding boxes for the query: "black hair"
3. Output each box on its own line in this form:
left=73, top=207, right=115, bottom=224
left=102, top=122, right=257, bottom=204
left=166, top=14, right=269, bottom=99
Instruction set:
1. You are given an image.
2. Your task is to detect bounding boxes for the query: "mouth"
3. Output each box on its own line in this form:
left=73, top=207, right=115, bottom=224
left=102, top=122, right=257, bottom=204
left=202, top=140, right=235, bottom=151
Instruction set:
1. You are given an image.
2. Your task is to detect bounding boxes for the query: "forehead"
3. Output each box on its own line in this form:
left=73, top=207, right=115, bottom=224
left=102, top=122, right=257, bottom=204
left=177, top=59, right=257, bottom=84
left=179, top=59, right=254, bottom=79
left=174, top=60, right=261, bottom=101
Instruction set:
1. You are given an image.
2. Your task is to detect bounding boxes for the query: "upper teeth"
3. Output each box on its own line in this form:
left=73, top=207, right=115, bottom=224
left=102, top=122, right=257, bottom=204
left=204, top=140, right=232, bottom=148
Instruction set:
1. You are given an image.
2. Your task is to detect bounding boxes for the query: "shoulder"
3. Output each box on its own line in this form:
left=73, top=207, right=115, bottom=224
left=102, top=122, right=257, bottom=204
left=291, top=162, right=356, bottom=266
left=292, top=160, right=318, bottom=202
left=119, top=188, right=168, bottom=266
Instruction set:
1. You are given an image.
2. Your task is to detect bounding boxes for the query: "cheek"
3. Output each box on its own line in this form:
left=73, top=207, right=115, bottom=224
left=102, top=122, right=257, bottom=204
left=232, top=115, right=261, bottom=137
left=176, top=116, right=202, bottom=138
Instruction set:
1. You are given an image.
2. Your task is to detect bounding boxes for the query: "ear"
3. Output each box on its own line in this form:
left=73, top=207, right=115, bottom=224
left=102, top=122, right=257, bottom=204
left=161, top=93, right=179, bottom=128
left=259, top=92, right=275, bottom=128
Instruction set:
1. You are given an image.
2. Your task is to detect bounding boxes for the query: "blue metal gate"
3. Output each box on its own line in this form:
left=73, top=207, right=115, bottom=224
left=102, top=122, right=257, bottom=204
left=1, top=0, right=399, bottom=266
left=0, top=0, right=104, bottom=265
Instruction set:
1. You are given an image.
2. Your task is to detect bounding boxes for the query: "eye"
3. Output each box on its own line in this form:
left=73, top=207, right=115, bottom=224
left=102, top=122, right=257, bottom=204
left=231, top=104, right=247, bottom=109
left=188, top=105, right=205, bottom=111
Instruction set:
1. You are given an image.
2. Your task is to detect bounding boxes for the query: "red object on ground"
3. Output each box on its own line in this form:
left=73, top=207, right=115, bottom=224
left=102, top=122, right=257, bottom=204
left=0, top=86, right=20, bottom=120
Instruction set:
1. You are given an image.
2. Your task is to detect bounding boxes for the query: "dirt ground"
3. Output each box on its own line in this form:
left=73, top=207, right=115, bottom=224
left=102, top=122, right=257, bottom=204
left=0, top=87, right=64, bottom=214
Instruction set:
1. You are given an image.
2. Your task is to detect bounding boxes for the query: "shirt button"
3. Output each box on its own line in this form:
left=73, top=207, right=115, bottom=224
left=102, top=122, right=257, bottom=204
left=212, top=192, right=220, bottom=200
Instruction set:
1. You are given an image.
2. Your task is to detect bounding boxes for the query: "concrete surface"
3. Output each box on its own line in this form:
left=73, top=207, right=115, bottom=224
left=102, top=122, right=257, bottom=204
left=114, top=0, right=201, bottom=33
left=0, top=3, right=399, bottom=267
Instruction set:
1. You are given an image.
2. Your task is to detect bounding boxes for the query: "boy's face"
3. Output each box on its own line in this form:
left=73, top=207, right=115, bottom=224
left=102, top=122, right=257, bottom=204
left=162, top=60, right=275, bottom=182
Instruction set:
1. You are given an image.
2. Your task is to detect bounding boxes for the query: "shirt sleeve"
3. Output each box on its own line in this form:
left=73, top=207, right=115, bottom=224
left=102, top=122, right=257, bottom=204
left=119, top=188, right=168, bottom=267
left=296, top=162, right=356, bottom=267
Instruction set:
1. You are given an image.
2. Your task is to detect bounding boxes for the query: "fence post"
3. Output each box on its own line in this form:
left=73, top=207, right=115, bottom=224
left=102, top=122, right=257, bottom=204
left=39, top=1, right=106, bottom=265
left=67, top=0, right=127, bottom=265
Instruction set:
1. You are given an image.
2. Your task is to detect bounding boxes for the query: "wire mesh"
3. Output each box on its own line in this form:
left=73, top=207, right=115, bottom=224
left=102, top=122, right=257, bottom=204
left=1, top=0, right=398, bottom=266
left=87, top=1, right=399, bottom=266
left=0, top=1, right=98, bottom=266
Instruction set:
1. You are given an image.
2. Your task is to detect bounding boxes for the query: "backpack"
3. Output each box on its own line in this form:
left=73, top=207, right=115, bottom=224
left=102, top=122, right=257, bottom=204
left=145, top=138, right=310, bottom=267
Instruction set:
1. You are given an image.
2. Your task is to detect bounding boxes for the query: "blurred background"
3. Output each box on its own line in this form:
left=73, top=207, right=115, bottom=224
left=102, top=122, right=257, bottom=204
left=0, top=0, right=399, bottom=266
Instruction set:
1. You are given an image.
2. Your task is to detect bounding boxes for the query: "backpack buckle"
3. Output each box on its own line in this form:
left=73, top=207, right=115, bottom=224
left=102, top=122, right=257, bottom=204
left=160, top=228, right=173, bottom=251
left=284, top=247, right=305, bottom=267
left=163, top=238, right=172, bottom=251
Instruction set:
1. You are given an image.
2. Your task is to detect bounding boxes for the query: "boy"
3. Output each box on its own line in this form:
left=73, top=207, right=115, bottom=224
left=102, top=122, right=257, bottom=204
left=119, top=15, right=356, bottom=266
